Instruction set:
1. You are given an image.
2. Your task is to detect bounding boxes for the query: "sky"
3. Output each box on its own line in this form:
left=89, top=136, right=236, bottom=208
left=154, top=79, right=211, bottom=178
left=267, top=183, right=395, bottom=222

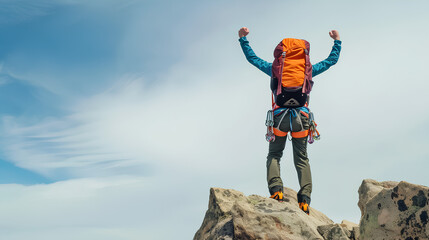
left=0, top=0, right=428, bottom=239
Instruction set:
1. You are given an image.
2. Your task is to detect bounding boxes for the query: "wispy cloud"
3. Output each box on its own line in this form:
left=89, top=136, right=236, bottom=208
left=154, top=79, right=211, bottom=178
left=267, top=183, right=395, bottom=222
left=1, top=111, right=138, bottom=179
left=0, top=62, right=266, bottom=179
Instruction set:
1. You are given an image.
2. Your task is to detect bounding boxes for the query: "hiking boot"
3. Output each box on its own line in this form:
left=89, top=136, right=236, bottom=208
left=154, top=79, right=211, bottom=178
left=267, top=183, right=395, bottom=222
left=270, top=191, right=284, bottom=202
left=299, top=201, right=310, bottom=215
left=297, top=194, right=311, bottom=215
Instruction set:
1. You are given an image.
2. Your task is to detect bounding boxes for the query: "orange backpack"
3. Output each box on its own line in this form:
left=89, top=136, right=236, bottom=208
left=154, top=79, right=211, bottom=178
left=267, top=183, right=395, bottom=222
left=271, top=38, right=313, bottom=107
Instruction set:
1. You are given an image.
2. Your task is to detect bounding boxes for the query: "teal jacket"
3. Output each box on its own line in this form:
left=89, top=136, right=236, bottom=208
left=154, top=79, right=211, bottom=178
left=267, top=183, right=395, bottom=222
left=239, top=36, right=342, bottom=78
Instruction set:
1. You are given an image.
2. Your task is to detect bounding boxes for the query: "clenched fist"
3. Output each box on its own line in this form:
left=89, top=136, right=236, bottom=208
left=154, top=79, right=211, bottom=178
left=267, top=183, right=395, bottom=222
left=239, top=27, right=249, bottom=38
left=329, top=30, right=340, bottom=40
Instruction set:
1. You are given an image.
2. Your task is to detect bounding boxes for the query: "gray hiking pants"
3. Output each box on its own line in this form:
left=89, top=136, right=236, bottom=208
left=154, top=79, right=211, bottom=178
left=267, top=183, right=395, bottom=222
left=266, top=109, right=312, bottom=200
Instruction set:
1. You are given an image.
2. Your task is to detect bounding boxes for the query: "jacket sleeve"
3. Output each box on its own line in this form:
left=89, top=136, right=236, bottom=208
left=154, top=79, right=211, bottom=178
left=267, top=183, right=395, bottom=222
left=311, top=40, right=342, bottom=78
left=239, top=37, right=272, bottom=77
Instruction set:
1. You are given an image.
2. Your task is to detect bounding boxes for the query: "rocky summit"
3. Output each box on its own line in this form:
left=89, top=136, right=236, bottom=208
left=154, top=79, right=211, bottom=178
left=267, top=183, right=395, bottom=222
left=194, top=187, right=356, bottom=240
left=194, top=179, right=429, bottom=240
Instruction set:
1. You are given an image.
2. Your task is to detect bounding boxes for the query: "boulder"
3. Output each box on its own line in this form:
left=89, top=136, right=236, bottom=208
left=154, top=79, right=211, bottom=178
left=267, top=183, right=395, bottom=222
left=317, top=224, right=350, bottom=240
left=358, top=180, right=429, bottom=239
left=194, top=187, right=335, bottom=240
left=357, top=179, right=398, bottom=217
left=317, top=220, right=360, bottom=240
left=340, top=220, right=358, bottom=232
left=314, top=220, right=360, bottom=240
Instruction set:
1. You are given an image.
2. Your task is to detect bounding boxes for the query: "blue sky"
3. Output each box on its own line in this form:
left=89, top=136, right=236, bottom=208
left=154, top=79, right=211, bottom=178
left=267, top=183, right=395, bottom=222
left=0, top=0, right=126, bottom=183
left=0, top=0, right=429, bottom=239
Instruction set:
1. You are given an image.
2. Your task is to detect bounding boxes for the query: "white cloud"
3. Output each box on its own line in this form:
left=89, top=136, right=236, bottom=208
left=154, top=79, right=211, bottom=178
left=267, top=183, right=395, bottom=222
left=0, top=176, right=206, bottom=240
left=1, top=69, right=268, bottom=178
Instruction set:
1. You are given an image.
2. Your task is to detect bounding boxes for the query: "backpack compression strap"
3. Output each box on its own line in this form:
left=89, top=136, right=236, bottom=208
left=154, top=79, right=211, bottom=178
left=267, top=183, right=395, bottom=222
left=302, top=41, right=313, bottom=94
left=276, top=52, right=286, bottom=96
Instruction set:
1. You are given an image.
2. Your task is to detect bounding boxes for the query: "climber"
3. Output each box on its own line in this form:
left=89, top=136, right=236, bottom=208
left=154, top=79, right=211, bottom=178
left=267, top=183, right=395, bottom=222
left=238, top=27, right=342, bottom=215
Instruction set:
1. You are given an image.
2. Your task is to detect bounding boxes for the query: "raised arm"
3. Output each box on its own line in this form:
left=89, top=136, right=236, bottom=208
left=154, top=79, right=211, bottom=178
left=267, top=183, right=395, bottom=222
left=312, top=30, right=342, bottom=78
left=238, top=27, right=272, bottom=77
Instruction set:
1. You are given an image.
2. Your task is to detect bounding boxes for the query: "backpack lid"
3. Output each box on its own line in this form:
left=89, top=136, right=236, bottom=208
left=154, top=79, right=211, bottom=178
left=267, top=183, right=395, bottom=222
left=272, top=38, right=312, bottom=89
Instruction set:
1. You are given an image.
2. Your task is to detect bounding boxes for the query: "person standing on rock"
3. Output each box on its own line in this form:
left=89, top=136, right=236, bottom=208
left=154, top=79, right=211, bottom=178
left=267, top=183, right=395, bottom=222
left=238, top=27, right=342, bottom=214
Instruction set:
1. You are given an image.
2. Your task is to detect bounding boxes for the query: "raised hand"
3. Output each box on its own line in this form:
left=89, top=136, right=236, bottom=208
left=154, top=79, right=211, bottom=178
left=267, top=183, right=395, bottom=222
left=239, top=27, right=249, bottom=38
left=329, top=30, right=340, bottom=40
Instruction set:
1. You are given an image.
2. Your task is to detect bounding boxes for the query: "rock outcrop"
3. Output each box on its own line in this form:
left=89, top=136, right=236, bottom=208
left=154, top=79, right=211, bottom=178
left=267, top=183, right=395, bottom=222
left=358, top=179, right=429, bottom=240
left=194, top=187, right=357, bottom=240
left=357, top=179, right=398, bottom=217
left=194, top=179, right=428, bottom=240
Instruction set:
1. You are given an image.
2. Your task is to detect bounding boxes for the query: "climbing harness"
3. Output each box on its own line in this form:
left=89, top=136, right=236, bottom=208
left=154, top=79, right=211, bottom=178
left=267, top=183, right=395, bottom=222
left=275, top=108, right=305, bottom=133
left=265, top=104, right=320, bottom=144
left=265, top=91, right=320, bottom=143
